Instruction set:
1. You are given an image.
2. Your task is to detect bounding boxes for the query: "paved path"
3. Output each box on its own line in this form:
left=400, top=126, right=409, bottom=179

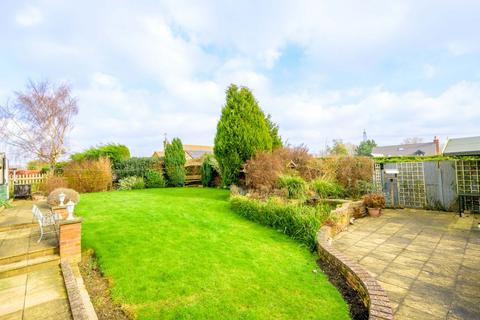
left=333, top=209, right=480, bottom=320
left=0, top=267, right=72, bottom=319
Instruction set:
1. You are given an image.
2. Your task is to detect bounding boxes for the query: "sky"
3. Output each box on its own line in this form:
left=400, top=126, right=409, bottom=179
left=1, top=0, right=480, bottom=160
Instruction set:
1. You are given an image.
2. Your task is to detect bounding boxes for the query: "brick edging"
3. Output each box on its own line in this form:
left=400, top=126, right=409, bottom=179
left=61, top=261, right=89, bottom=320
left=317, top=226, right=394, bottom=320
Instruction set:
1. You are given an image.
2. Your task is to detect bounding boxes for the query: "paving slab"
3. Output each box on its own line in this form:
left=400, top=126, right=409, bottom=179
left=0, top=267, right=71, bottom=320
left=333, top=208, right=480, bottom=320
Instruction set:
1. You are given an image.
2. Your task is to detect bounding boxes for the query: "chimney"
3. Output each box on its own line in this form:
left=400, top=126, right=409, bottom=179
left=434, top=136, right=440, bottom=155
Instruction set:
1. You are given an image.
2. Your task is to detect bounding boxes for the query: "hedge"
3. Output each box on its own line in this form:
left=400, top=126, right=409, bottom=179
left=114, top=157, right=163, bottom=180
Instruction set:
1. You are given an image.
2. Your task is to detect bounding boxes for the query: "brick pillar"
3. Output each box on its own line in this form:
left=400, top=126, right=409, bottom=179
left=59, top=218, right=82, bottom=263
left=52, top=206, right=68, bottom=219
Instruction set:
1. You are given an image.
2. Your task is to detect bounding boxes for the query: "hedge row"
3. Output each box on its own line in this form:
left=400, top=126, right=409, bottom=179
left=230, top=195, right=332, bottom=250
left=113, top=157, right=163, bottom=180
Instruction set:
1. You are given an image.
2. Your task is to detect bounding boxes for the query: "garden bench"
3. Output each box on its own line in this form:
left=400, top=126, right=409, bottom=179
left=31, top=205, right=61, bottom=242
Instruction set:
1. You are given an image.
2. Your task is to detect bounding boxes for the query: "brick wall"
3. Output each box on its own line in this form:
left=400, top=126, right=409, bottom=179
left=317, top=226, right=393, bottom=319
left=328, top=200, right=366, bottom=235
left=53, top=206, right=69, bottom=219
left=59, top=219, right=82, bottom=263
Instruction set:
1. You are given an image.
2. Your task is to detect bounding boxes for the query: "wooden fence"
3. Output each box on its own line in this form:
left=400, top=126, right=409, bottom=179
left=8, top=173, right=47, bottom=194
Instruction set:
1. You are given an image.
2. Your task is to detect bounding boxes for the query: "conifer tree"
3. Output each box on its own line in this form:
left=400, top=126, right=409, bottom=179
left=214, top=85, right=273, bottom=185
left=164, top=137, right=186, bottom=186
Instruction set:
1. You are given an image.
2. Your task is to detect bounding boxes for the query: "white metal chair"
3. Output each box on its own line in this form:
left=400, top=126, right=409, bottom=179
left=31, top=205, right=60, bottom=243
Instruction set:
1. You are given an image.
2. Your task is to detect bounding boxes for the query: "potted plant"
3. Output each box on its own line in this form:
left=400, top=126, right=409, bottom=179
left=362, top=193, right=385, bottom=217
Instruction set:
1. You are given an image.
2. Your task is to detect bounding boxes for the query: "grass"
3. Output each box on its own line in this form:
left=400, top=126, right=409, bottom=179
left=76, top=188, right=349, bottom=320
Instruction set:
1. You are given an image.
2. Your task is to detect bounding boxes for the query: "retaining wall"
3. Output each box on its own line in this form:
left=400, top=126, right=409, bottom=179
left=317, top=206, right=394, bottom=319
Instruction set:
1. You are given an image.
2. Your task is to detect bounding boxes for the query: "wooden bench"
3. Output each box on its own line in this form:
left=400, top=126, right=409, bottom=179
left=458, top=192, right=480, bottom=215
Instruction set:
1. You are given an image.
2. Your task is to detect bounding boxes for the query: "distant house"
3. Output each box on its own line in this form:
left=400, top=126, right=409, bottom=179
left=443, top=136, right=480, bottom=156
left=371, top=137, right=441, bottom=157
left=152, top=144, right=214, bottom=160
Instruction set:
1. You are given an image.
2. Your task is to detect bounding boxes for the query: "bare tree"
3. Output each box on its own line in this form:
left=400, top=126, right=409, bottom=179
left=402, top=137, right=424, bottom=145
left=0, top=80, right=78, bottom=168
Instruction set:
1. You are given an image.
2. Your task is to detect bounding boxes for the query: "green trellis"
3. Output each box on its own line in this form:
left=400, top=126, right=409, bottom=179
left=456, top=160, right=480, bottom=212
left=397, top=162, right=426, bottom=208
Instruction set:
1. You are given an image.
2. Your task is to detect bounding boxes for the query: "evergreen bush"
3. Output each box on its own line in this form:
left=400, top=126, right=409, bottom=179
left=144, top=170, right=165, bottom=188
left=200, top=154, right=219, bottom=187
left=164, top=138, right=186, bottom=187
left=71, top=143, right=130, bottom=166
left=114, top=157, right=163, bottom=180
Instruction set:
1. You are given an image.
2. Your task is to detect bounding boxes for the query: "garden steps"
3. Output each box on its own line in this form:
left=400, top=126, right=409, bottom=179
left=0, top=253, right=60, bottom=279
left=0, top=246, right=59, bottom=266
left=0, top=222, right=37, bottom=233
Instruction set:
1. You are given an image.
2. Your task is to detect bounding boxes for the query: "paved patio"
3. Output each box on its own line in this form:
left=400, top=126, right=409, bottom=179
left=0, top=201, right=72, bottom=320
left=333, top=209, right=480, bottom=320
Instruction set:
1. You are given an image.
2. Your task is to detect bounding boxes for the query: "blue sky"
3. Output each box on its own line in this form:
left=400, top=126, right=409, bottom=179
left=1, top=0, right=480, bottom=160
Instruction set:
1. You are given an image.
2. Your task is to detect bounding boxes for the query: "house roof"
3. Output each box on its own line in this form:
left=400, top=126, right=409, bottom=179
left=443, top=136, right=480, bottom=156
left=372, top=142, right=437, bottom=157
left=152, top=145, right=213, bottom=159
left=184, top=145, right=213, bottom=159
left=152, top=150, right=164, bottom=157
left=183, top=145, right=213, bottom=152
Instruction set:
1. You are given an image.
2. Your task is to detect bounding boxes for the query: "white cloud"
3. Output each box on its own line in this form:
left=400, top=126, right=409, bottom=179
left=92, top=73, right=120, bottom=88
left=268, top=81, right=480, bottom=153
left=15, top=6, right=43, bottom=27
left=2, top=1, right=480, bottom=157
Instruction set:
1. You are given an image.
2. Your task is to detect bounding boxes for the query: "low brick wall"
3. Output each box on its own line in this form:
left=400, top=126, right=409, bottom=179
left=317, top=226, right=393, bottom=319
left=62, top=261, right=89, bottom=320
left=328, top=200, right=366, bottom=234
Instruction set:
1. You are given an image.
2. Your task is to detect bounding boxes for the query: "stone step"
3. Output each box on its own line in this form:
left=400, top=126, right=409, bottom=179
left=0, top=222, right=37, bottom=233
left=0, top=246, right=59, bottom=266
left=0, top=254, right=60, bottom=279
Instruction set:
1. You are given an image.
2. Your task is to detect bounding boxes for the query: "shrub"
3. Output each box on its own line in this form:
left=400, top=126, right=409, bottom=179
left=230, top=195, right=332, bottom=250
left=114, top=157, right=163, bottom=180
left=245, top=150, right=287, bottom=193
left=214, top=84, right=273, bottom=186
left=63, top=158, right=112, bottom=193
left=71, top=143, right=130, bottom=167
left=352, top=180, right=376, bottom=198
left=363, top=193, right=385, bottom=208
left=118, top=176, right=145, bottom=190
left=288, top=145, right=322, bottom=181
left=47, top=188, right=80, bottom=206
left=310, top=178, right=345, bottom=199
left=317, top=156, right=374, bottom=196
left=278, top=175, right=306, bottom=199
left=39, top=175, right=69, bottom=195
left=144, top=170, right=165, bottom=188
left=164, top=138, right=186, bottom=187
left=244, top=146, right=321, bottom=195
left=201, top=154, right=220, bottom=187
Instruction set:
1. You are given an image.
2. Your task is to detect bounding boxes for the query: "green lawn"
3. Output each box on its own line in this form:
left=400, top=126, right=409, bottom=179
left=77, top=188, right=349, bottom=320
